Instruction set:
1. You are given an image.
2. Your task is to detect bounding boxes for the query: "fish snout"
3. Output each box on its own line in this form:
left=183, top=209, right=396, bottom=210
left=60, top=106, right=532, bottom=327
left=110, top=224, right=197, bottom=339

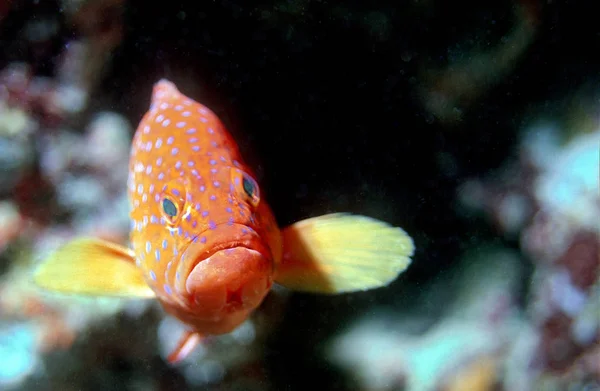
left=185, top=247, right=273, bottom=313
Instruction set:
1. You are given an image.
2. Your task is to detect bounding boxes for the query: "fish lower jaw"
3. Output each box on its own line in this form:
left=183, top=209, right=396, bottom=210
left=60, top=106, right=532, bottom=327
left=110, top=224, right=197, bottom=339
left=181, top=308, right=255, bottom=336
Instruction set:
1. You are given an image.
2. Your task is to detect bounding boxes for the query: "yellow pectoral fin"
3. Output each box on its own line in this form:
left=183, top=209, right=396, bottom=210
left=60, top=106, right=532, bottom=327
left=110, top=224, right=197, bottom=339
left=275, top=213, right=415, bottom=294
left=33, top=237, right=155, bottom=298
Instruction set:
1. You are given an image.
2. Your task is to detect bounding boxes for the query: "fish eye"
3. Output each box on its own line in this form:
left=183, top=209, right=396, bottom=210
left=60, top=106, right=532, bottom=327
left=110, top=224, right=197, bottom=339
left=231, top=168, right=260, bottom=208
left=242, top=176, right=256, bottom=198
left=159, top=180, right=188, bottom=224
left=162, top=198, right=178, bottom=217
left=240, top=173, right=260, bottom=207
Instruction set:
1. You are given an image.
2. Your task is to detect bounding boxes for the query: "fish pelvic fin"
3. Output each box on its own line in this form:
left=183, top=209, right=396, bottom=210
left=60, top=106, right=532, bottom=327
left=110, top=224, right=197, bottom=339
left=167, top=330, right=205, bottom=364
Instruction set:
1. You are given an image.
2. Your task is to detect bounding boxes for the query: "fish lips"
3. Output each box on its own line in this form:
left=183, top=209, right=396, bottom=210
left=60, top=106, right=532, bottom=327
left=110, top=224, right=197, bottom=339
left=178, top=223, right=273, bottom=308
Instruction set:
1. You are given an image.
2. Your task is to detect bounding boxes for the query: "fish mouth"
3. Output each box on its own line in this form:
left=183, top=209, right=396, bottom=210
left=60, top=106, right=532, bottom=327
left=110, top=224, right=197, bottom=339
left=176, top=223, right=272, bottom=293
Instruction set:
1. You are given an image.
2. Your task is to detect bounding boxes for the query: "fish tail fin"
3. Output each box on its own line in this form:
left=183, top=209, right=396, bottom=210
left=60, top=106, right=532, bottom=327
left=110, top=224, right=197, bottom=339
left=274, top=213, right=414, bottom=294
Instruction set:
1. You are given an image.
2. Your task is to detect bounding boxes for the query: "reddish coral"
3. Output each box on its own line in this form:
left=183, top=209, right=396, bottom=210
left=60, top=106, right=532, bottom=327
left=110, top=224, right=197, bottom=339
left=556, top=231, right=600, bottom=290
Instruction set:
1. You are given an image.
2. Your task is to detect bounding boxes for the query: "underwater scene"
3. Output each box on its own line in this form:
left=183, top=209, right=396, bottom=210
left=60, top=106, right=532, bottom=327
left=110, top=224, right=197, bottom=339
left=0, top=1, right=598, bottom=390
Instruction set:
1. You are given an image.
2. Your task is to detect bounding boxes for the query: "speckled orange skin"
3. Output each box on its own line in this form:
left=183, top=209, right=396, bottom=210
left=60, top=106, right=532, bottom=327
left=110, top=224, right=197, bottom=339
left=127, top=80, right=282, bottom=335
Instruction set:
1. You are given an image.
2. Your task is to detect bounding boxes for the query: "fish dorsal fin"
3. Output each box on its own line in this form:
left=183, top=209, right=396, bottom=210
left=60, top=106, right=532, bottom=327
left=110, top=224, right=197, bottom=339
left=275, top=213, right=414, bottom=294
left=33, top=237, right=155, bottom=298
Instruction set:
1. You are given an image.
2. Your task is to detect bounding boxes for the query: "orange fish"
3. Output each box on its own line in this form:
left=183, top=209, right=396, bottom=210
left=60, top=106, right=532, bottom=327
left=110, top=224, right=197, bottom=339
left=34, top=79, right=415, bottom=363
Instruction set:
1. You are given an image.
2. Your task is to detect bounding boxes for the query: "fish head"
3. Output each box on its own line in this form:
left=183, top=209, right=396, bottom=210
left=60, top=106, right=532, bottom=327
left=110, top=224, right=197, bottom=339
left=171, top=166, right=276, bottom=317
left=128, top=80, right=280, bottom=321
